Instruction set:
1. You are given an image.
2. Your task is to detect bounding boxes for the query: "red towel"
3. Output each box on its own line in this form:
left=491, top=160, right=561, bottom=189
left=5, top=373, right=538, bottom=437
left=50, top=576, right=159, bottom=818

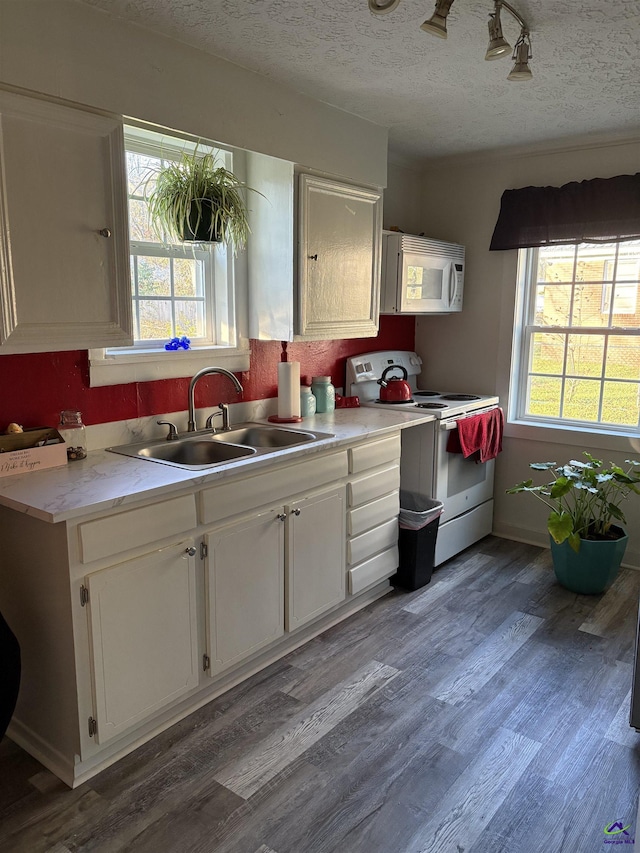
left=446, top=407, right=504, bottom=462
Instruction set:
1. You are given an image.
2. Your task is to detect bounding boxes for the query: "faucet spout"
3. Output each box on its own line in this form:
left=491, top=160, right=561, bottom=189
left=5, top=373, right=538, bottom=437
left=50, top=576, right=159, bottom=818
left=188, top=367, right=243, bottom=432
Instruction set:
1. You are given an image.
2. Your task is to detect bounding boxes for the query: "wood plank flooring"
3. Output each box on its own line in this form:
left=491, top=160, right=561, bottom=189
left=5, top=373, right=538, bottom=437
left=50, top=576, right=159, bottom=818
left=2, top=535, right=640, bottom=853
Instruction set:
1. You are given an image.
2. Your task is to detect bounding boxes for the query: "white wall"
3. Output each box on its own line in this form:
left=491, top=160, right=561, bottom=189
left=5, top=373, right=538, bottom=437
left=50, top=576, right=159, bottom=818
left=413, top=136, right=640, bottom=566
left=0, top=0, right=387, bottom=188
left=384, top=160, right=425, bottom=234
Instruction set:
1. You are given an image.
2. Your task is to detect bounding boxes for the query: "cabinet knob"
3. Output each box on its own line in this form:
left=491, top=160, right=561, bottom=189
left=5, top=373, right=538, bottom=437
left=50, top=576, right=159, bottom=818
left=291, top=508, right=301, bottom=516
left=98, top=228, right=112, bottom=238
left=185, top=546, right=197, bottom=556
left=276, top=513, right=287, bottom=522
left=308, top=253, right=318, bottom=261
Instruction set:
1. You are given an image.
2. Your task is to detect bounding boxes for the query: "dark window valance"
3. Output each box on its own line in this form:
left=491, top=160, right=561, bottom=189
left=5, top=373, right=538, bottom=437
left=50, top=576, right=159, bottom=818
left=489, top=173, right=640, bottom=251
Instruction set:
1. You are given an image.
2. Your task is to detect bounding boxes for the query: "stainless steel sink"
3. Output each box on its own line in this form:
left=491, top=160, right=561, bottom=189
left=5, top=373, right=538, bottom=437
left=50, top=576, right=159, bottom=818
left=138, top=440, right=255, bottom=468
left=107, top=424, right=334, bottom=470
left=210, top=425, right=318, bottom=448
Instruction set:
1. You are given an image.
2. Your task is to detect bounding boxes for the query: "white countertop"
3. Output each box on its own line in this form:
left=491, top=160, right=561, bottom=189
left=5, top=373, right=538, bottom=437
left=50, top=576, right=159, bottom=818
left=0, top=408, right=434, bottom=524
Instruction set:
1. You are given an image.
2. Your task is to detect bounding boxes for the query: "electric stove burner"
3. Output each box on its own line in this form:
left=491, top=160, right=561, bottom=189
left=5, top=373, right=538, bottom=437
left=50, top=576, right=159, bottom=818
left=415, top=402, right=448, bottom=409
left=441, top=394, right=481, bottom=401
left=413, top=391, right=441, bottom=397
left=375, top=398, right=415, bottom=405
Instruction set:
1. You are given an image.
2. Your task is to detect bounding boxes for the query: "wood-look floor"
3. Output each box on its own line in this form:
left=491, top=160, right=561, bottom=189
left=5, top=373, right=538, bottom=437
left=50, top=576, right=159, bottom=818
left=2, top=535, right=640, bottom=853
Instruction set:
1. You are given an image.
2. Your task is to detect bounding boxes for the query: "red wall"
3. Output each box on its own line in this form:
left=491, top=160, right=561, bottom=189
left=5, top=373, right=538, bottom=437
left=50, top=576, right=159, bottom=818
left=0, top=316, right=415, bottom=430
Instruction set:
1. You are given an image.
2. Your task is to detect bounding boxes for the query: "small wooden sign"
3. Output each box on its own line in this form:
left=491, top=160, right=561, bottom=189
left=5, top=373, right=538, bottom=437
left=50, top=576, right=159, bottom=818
left=0, top=428, right=68, bottom=478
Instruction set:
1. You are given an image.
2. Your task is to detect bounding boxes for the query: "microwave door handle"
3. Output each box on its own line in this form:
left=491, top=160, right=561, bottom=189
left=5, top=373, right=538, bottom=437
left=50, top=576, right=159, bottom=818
left=448, top=262, right=456, bottom=308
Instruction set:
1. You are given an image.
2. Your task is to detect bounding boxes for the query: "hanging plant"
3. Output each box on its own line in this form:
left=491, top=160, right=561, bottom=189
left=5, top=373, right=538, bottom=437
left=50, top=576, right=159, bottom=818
left=146, top=150, right=259, bottom=251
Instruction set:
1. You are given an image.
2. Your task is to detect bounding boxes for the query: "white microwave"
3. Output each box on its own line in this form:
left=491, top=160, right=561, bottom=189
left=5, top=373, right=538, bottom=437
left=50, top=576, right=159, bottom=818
left=380, top=231, right=465, bottom=314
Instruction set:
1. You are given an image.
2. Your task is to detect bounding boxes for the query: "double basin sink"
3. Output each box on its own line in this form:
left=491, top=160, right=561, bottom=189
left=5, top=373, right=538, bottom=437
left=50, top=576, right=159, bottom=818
left=107, top=424, right=334, bottom=470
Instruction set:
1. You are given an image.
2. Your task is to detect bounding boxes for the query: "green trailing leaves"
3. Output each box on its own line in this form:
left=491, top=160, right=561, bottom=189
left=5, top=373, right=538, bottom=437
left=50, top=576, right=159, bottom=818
left=145, top=148, right=262, bottom=253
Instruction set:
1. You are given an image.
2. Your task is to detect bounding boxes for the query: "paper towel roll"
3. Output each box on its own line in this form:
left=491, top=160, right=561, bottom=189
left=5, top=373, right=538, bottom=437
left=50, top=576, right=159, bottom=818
left=278, top=361, right=301, bottom=419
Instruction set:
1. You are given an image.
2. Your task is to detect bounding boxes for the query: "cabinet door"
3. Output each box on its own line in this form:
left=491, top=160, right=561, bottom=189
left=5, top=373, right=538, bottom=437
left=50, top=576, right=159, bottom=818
left=286, top=485, right=346, bottom=631
left=298, top=174, right=382, bottom=340
left=86, top=540, right=199, bottom=745
left=205, top=507, right=285, bottom=676
left=0, top=91, right=132, bottom=352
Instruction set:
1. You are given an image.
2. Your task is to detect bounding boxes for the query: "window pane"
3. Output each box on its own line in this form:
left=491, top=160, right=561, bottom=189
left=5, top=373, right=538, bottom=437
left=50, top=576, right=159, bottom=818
left=605, top=336, right=640, bottom=379
left=138, top=300, right=172, bottom=340
left=527, top=376, right=562, bottom=417
left=127, top=152, right=156, bottom=197
left=516, top=241, right=640, bottom=432
left=175, top=301, right=205, bottom=338
left=129, top=199, right=155, bottom=242
left=173, top=258, right=202, bottom=297
left=534, top=284, right=572, bottom=326
left=566, top=334, right=603, bottom=377
left=602, top=382, right=640, bottom=426
left=530, top=332, right=565, bottom=374
left=537, top=246, right=575, bottom=283
left=570, top=283, right=607, bottom=327
left=561, top=378, right=600, bottom=421
left=137, top=256, right=171, bottom=296
left=575, top=245, right=612, bottom=283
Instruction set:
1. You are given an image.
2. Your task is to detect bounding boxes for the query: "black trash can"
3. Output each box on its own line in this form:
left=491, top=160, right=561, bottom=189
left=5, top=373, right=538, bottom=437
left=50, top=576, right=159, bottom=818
left=393, top=492, right=443, bottom=591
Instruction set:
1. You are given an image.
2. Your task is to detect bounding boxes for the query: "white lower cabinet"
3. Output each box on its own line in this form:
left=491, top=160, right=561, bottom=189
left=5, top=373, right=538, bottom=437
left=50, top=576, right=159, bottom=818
left=204, top=508, right=285, bottom=676
left=0, top=435, right=401, bottom=787
left=346, top=436, right=401, bottom=595
left=286, top=485, right=346, bottom=631
left=203, top=484, right=346, bottom=675
left=85, top=540, right=199, bottom=744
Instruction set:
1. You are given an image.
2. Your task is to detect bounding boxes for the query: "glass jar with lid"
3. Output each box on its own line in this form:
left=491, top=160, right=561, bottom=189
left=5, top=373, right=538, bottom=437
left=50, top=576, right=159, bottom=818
left=58, top=410, right=87, bottom=460
left=311, top=376, right=335, bottom=413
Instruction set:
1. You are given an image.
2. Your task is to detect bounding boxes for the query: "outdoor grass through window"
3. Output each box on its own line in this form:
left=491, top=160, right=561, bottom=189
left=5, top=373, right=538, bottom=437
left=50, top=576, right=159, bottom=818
left=516, top=240, right=640, bottom=431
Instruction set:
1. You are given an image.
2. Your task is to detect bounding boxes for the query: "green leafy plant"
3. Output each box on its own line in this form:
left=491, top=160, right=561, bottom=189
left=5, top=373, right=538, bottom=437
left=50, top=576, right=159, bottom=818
left=147, top=150, right=258, bottom=250
left=507, top=452, right=640, bottom=552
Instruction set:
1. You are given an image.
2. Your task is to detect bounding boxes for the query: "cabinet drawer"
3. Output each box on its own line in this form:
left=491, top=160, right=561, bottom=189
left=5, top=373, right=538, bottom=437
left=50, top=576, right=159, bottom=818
left=349, top=546, right=398, bottom=595
left=200, top=451, right=348, bottom=524
left=348, top=491, right=399, bottom=537
left=348, top=435, right=401, bottom=474
left=79, top=494, right=198, bottom=563
left=348, top=518, right=398, bottom=566
left=348, top=464, right=399, bottom=508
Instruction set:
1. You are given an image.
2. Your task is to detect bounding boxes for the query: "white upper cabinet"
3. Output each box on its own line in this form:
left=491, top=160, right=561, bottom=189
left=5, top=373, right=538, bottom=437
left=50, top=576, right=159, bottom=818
left=0, top=92, right=133, bottom=352
left=297, top=174, right=382, bottom=340
left=247, top=154, right=382, bottom=342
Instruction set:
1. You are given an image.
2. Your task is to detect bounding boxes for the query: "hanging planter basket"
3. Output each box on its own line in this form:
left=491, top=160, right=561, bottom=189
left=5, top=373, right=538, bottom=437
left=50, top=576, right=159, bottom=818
left=146, top=150, right=260, bottom=252
left=180, top=199, right=223, bottom=243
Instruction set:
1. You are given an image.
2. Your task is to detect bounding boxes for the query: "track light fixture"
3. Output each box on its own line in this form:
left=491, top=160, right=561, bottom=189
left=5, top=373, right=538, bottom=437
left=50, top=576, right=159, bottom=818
left=368, top=0, right=533, bottom=81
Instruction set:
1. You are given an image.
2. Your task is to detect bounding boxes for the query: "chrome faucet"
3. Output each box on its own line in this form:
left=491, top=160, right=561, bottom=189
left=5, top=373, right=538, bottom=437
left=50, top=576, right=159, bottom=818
left=187, top=367, right=243, bottom=432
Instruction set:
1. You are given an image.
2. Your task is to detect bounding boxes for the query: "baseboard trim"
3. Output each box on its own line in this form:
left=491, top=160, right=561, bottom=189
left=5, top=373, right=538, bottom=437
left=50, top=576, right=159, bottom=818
left=493, top=524, right=640, bottom=570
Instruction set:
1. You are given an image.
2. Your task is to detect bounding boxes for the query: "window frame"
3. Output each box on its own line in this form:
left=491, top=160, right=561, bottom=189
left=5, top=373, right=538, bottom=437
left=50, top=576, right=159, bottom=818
left=510, top=241, right=640, bottom=435
left=89, top=123, right=249, bottom=388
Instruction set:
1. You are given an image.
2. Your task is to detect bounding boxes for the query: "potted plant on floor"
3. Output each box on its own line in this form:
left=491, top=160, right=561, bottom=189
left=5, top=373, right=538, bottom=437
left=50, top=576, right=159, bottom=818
left=147, top=149, right=259, bottom=249
left=507, top=452, right=640, bottom=594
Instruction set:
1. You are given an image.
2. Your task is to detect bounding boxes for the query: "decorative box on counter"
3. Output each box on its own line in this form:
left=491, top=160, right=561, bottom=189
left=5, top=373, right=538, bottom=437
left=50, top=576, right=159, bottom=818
left=0, top=427, right=68, bottom=478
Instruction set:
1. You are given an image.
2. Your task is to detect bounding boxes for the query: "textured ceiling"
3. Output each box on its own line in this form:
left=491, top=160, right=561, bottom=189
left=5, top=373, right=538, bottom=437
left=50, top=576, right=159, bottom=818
left=75, top=0, right=640, bottom=162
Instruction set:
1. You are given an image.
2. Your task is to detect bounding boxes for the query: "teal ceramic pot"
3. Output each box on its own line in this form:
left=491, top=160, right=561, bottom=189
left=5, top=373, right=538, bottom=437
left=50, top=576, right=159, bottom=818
left=549, top=525, right=628, bottom=594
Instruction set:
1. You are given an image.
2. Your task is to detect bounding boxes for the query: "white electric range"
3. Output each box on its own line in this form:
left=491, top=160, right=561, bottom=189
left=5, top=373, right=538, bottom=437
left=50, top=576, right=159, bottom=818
left=345, top=350, right=500, bottom=566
